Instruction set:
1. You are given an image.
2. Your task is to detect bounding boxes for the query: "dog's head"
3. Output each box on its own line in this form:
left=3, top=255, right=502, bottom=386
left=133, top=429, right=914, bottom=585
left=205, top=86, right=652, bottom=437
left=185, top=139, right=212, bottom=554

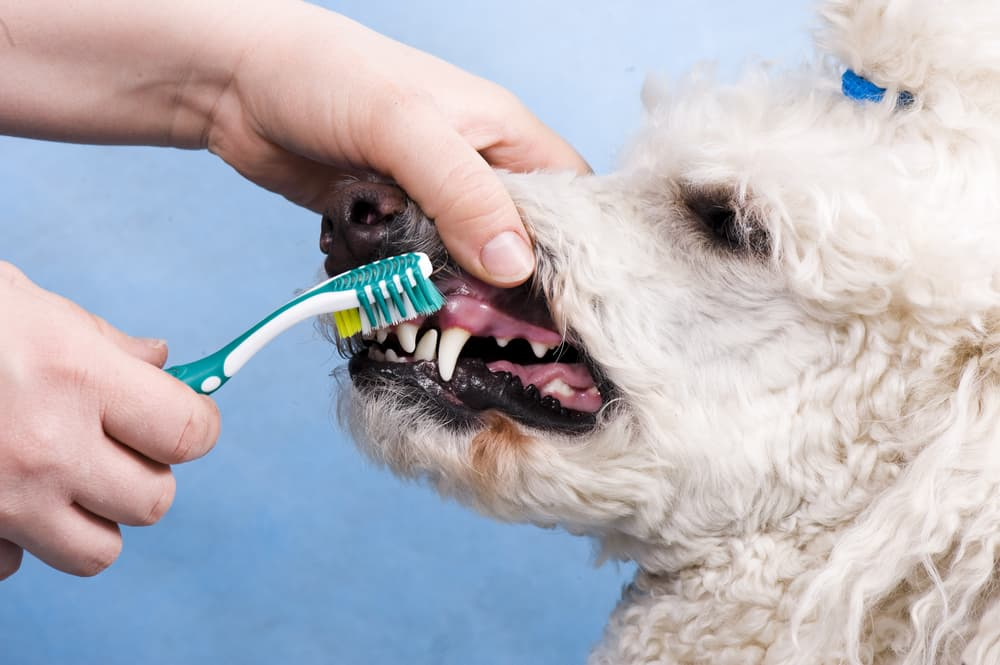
left=321, top=1, right=1000, bottom=661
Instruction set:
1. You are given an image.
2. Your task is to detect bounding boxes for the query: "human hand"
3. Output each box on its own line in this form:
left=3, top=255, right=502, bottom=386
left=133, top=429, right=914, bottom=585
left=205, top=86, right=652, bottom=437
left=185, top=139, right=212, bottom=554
left=0, top=263, right=220, bottom=578
left=0, top=0, right=588, bottom=286
left=204, top=2, right=590, bottom=286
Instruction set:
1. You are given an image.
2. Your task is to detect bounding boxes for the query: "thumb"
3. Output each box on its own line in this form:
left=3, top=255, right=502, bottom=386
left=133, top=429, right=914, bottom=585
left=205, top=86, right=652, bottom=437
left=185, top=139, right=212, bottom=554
left=371, top=105, right=535, bottom=287
left=13, top=273, right=171, bottom=367
left=88, top=313, right=169, bottom=367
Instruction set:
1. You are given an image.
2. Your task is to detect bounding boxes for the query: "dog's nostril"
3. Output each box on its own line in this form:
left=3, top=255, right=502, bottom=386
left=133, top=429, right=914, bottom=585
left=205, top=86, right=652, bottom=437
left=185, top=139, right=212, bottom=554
left=319, top=215, right=336, bottom=255
left=349, top=197, right=395, bottom=226
left=334, top=181, right=407, bottom=227
left=320, top=180, right=408, bottom=271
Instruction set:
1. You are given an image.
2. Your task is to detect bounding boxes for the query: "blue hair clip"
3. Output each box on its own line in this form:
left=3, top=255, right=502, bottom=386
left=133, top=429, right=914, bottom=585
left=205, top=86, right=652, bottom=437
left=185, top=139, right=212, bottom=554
left=842, top=69, right=914, bottom=108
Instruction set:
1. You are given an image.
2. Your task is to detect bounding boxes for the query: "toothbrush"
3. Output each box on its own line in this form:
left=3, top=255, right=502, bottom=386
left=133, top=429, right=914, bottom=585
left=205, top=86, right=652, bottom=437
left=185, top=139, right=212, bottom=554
left=164, top=252, right=443, bottom=395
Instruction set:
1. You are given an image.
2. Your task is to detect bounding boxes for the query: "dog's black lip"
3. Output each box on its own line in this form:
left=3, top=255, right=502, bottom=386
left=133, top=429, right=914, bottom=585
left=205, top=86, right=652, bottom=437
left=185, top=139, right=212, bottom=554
left=348, top=353, right=602, bottom=433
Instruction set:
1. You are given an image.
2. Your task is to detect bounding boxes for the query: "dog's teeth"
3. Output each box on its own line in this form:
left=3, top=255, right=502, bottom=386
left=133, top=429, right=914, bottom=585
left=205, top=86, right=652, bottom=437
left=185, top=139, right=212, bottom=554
left=438, top=327, right=471, bottom=382
left=385, top=349, right=401, bottom=363
left=376, top=329, right=388, bottom=344
left=495, top=337, right=511, bottom=348
left=372, top=348, right=386, bottom=362
left=414, top=329, right=438, bottom=362
left=530, top=341, right=551, bottom=358
left=540, top=378, right=574, bottom=399
left=396, top=323, right=419, bottom=353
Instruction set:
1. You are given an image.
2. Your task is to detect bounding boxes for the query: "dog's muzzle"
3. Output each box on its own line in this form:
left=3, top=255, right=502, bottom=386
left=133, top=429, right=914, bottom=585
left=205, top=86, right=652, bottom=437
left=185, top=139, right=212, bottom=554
left=319, top=180, right=608, bottom=433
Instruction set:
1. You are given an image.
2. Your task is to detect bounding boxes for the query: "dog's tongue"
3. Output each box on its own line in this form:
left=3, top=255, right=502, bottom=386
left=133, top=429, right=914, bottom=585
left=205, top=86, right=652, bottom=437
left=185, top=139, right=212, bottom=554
left=486, top=360, right=602, bottom=413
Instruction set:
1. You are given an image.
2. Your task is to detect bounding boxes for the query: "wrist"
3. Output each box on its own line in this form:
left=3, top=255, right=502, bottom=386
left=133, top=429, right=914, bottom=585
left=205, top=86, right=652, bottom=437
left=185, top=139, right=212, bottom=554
left=164, top=1, right=278, bottom=150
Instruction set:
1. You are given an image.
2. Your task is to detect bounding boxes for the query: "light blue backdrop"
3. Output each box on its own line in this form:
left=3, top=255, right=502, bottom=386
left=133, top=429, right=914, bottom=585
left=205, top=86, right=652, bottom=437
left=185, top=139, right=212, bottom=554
left=1, top=2, right=814, bottom=663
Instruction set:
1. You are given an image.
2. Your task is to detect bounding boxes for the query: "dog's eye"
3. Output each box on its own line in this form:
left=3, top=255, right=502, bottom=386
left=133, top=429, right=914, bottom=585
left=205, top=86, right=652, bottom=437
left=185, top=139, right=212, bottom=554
left=682, top=186, right=769, bottom=257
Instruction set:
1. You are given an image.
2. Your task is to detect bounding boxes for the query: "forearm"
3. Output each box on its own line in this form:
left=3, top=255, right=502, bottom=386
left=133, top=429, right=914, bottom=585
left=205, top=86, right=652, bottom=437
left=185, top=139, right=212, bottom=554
left=0, top=0, right=251, bottom=148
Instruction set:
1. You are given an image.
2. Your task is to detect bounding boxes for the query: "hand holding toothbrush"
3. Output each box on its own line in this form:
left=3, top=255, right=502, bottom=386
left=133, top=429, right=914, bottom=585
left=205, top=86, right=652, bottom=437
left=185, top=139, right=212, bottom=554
left=0, top=264, right=220, bottom=579
left=0, top=0, right=589, bottom=580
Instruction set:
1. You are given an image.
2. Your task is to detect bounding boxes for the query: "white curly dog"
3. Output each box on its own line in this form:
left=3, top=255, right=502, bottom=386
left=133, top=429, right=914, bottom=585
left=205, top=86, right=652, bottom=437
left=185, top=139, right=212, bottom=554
left=318, top=1, right=1000, bottom=663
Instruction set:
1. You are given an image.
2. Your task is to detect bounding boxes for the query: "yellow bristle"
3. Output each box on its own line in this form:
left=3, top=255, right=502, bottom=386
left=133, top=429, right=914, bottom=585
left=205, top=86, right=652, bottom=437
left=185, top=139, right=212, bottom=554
left=334, top=307, right=363, bottom=338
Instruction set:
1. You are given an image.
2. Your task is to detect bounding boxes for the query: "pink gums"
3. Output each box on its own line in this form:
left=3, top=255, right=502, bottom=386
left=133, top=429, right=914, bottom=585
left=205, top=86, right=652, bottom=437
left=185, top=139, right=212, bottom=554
left=486, top=361, right=602, bottom=413
left=436, top=295, right=563, bottom=346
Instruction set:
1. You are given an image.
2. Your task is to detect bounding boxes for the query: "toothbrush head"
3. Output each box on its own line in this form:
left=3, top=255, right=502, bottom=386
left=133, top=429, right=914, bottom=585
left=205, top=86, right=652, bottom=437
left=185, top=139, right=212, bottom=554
left=327, top=252, right=444, bottom=338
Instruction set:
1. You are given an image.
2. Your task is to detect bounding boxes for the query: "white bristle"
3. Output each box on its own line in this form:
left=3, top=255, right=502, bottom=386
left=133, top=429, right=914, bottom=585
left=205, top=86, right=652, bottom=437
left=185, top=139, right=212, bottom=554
left=362, top=284, right=377, bottom=332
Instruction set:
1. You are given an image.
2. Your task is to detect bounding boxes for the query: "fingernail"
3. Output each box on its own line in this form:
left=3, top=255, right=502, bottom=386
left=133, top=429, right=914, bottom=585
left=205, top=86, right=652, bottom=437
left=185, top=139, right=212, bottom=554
left=138, top=337, right=167, bottom=350
left=480, top=232, right=534, bottom=284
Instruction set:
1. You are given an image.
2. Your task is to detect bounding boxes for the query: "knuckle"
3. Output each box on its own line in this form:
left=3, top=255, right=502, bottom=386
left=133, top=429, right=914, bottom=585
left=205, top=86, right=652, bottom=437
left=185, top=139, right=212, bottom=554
left=0, top=546, right=23, bottom=580
left=170, top=398, right=219, bottom=463
left=76, top=534, right=122, bottom=578
left=14, top=423, right=67, bottom=482
left=490, top=85, right=525, bottom=117
left=83, top=311, right=118, bottom=341
left=0, top=261, right=27, bottom=287
left=137, top=475, right=176, bottom=526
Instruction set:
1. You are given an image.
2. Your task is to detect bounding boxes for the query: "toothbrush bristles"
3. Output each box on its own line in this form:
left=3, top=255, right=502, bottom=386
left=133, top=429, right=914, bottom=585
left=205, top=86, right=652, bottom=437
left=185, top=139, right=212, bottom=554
left=330, top=258, right=444, bottom=340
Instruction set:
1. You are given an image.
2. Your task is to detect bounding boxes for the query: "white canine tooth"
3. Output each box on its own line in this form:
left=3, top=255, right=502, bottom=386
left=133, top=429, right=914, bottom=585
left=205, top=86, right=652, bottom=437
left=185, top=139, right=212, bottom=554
left=396, top=322, right=419, bottom=354
left=495, top=337, right=511, bottom=348
left=437, top=327, right=471, bottom=382
left=414, top=329, right=438, bottom=362
left=530, top=341, right=552, bottom=358
left=376, top=329, right=388, bottom=344
left=385, top=349, right=401, bottom=363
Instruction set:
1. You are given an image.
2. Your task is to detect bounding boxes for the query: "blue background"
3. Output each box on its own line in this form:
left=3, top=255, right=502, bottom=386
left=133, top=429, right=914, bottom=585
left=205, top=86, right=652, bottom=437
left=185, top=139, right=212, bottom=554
left=1, top=2, right=813, bottom=663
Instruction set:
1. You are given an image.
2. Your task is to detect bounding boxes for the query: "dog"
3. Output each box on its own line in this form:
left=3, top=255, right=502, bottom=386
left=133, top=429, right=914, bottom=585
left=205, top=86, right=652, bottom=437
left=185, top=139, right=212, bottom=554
left=318, top=1, right=1000, bottom=663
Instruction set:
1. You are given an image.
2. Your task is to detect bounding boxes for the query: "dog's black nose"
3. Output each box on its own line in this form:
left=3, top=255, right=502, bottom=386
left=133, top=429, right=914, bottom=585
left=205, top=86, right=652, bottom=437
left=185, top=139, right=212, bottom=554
left=320, top=180, right=407, bottom=276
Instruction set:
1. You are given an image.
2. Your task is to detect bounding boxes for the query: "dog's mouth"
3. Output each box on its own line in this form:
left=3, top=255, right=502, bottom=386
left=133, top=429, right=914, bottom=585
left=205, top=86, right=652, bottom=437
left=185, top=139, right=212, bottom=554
left=346, top=271, right=606, bottom=433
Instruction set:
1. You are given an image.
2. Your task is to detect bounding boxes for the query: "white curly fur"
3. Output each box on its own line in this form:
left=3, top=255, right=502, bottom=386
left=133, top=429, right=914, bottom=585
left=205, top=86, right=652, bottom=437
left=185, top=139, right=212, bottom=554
left=341, top=1, right=1000, bottom=663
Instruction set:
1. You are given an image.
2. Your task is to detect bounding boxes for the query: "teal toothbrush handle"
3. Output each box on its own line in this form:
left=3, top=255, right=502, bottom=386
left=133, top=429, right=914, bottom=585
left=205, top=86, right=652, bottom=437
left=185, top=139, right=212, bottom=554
left=163, top=252, right=437, bottom=396
left=165, top=349, right=232, bottom=395
left=164, top=284, right=353, bottom=396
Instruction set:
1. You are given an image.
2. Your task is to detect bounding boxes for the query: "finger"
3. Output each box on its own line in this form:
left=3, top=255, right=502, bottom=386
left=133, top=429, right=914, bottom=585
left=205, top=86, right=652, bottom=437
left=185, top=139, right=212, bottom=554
left=101, top=329, right=168, bottom=367
left=481, top=137, right=591, bottom=176
left=0, top=539, right=24, bottom=580
left=369, top=101, right=536, bottom=287
left=12, top=277, right=170, bottom=367
left=473, top=101, right=591, bottom=175
left=101, top=354, right=220, bottom=465
left=209, top=130, right=362, bottom=214
left=11, top=504, right=121, bottom=577
left=79, top=310, right=168, bottom=367
left=72, top=437, right=176, bottom=527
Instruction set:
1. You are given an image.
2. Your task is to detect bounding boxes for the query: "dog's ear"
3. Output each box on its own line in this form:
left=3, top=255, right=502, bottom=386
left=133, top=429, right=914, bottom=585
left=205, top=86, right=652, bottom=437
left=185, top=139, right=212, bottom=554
left=788, top=318, right=1000, bottom=663
left=819, top=0, right=1000, bottom=118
